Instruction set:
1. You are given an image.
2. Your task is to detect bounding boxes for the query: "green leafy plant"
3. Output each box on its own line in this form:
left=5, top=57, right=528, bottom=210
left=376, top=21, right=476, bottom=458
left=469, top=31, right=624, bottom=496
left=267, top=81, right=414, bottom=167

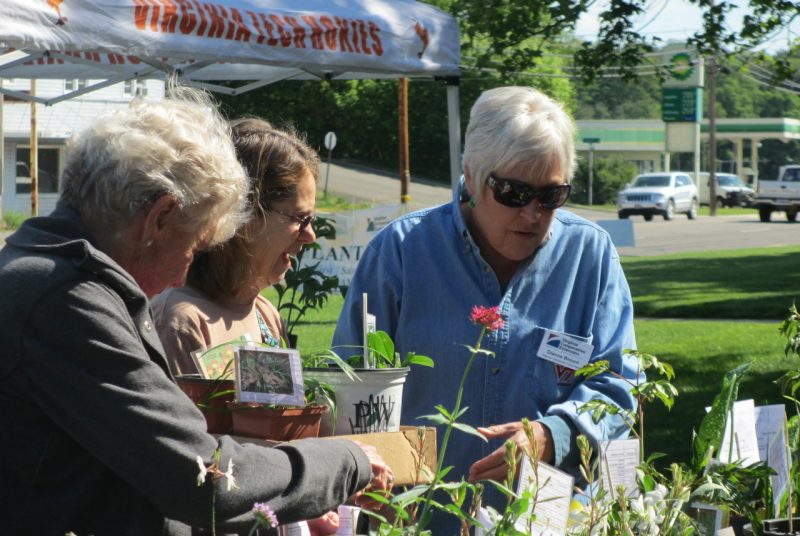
left=776, top=303, right=800, bottom=516
left=342, top=330, right=434, bottom=369
left=576, top=350, right=678, bottom=463
left=274, top=215, right=342, bottom=346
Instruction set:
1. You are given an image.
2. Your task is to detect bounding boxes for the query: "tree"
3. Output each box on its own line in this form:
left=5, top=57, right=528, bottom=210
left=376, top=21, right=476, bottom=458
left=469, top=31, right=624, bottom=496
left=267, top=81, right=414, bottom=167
left=572, top=156, right=638, bottom=205
left=423, top=0, right=799, bottom=82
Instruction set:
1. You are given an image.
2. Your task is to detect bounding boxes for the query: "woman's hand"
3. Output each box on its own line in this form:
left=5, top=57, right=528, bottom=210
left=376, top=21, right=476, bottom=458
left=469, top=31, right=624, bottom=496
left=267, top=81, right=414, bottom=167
left=467, top=421, right=554, bottom=483
left=349, top=440, right=394, bottom=509
left=307, top=511, right=340, bottom=535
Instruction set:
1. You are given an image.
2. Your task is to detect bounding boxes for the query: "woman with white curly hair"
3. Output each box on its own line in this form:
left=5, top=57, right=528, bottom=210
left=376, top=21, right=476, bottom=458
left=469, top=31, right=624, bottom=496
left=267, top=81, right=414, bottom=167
left=0, top=86, right=390, bottom=535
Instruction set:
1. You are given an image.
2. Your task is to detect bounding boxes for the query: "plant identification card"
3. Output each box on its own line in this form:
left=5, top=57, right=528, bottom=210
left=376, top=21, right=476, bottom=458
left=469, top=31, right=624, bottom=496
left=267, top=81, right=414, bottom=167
left=236, top=346, right=305, bottom=406
left=598, top=439, right=640, bottom=497
left=536, top=329, right=593, bottom=370
left=754, top=404, right=786, bottom=461
left=767, top=423, right=790, bottom=515
left=716, top=399, right=760, bottom=465
left=516, top=457, right=574, bottom=535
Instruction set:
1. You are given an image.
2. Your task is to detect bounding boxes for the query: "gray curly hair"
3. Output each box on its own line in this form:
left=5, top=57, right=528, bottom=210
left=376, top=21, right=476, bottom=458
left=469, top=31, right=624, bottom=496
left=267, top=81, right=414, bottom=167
left=58, top=84, right=250, bottom=245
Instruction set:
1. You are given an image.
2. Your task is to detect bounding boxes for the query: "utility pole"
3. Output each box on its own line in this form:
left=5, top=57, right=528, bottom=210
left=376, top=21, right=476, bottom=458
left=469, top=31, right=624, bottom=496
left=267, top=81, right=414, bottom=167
left=398, top=78, right=410, bottom=204
left=30, top=80, right=38, bottom=217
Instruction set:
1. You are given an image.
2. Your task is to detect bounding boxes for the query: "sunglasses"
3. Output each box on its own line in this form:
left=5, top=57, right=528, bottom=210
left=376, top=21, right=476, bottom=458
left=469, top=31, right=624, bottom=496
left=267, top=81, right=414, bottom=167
left=267, top=205, right=315, bottom=232
left=486, top=175, right=571, bottom=209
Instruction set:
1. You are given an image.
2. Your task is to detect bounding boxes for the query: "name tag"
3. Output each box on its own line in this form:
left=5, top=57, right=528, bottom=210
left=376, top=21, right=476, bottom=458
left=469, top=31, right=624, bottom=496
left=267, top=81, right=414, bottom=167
left=536, top=329, right=594, bottom=370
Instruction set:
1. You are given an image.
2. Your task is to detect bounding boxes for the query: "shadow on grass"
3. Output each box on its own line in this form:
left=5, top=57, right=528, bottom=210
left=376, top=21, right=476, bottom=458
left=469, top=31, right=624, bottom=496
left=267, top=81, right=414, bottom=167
left=623, top=248, right=800, bottom=319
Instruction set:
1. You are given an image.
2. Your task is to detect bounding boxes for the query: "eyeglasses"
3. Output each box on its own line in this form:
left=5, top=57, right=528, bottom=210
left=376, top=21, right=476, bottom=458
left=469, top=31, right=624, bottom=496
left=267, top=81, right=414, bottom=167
left=267, top=205, right=315, bottom=232
left=486, top=175, right=571, bottom=209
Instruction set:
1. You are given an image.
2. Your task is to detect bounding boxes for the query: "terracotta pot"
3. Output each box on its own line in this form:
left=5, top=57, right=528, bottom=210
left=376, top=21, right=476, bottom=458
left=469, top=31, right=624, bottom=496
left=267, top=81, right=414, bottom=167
left=176, top=374, right=235, bottom=434
left=228, top=402, right=327, bottom=441
left=743, top=518, right=800, bottom=535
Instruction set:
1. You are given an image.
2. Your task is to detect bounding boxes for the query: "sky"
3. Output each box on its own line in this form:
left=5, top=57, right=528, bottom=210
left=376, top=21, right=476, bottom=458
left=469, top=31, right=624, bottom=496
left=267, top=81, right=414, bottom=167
left=574, top=0, right=798, bottom=54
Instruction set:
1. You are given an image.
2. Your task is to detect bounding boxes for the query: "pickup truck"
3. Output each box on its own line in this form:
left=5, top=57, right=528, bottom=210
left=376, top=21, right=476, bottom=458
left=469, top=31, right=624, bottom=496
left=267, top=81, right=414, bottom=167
left=753, top=165, right=800, bottom=222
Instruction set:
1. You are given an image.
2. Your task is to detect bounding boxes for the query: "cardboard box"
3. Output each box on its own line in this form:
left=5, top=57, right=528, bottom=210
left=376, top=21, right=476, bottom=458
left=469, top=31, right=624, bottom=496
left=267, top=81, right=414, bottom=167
left=233, top=426, right=437, bottom=486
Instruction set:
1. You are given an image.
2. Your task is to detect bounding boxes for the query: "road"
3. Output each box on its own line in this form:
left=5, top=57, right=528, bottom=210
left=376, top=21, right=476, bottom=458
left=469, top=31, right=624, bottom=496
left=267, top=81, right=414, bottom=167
left=3, top=161, right=798, bottom=256
left=322, top=161, right=800, bottom=257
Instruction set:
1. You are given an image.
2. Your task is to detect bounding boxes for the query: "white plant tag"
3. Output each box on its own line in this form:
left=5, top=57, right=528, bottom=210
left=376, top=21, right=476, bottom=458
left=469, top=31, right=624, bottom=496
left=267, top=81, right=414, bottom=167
left=599, top=439, right=640, bottom=497
left=516, top=457, right=574, bottom=535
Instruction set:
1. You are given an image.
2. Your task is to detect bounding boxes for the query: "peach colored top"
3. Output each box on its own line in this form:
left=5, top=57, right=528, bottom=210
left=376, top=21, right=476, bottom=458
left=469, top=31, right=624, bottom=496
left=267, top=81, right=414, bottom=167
left=151, top=286, right=287, bottom=376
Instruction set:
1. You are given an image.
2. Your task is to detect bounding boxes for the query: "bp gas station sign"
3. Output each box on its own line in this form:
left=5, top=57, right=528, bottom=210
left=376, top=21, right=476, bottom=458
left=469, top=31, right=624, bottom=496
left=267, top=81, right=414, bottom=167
left=662, top=87, right=703, bottom=122
left=661, top=48, right=704, bottom=122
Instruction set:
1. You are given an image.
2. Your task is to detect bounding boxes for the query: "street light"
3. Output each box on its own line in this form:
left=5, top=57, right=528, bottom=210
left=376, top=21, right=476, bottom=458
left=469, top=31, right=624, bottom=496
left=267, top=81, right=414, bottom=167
left=583, top=137, right=600, bottom=205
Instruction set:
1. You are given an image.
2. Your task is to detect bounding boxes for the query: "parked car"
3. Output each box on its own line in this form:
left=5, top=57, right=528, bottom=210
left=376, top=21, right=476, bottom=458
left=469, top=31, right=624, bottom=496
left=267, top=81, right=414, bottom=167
left=752, top=164, right=800, bottom=222
left=617, top=172, right=698, bottom=221
left=694, top=172, right=755, bottom=207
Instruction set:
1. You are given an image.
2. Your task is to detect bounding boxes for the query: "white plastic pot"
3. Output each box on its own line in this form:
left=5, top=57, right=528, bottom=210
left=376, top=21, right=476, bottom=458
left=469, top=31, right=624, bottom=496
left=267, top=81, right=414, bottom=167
left=305, top=367, right=409, bottom=435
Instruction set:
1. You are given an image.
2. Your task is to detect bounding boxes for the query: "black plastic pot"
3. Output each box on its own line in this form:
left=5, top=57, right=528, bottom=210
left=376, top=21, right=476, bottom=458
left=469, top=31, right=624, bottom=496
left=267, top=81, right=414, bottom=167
left=742, top=518, right=800, bottom=535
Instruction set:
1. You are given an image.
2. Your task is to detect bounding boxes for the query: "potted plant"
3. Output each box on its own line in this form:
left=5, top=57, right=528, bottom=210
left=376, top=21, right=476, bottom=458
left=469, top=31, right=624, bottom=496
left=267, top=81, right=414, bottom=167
left=227, top=346, right=340, bottom=442
left=176, top=348, right=239, bottom=434
left=305, top=330, right=433, bottom=436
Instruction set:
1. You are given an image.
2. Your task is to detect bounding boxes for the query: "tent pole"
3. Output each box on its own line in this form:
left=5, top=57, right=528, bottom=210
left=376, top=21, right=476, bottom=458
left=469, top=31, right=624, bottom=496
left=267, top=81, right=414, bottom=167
left=398, top=78, right=410, bottom=204
left=445, top=78, right=461, bottom=188
left=0, top=78, right=4, bottom=220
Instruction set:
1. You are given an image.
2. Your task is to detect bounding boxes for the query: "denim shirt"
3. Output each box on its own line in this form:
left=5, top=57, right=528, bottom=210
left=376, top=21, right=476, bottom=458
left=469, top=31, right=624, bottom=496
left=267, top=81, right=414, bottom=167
left=333, top=181, right=639, bottom=487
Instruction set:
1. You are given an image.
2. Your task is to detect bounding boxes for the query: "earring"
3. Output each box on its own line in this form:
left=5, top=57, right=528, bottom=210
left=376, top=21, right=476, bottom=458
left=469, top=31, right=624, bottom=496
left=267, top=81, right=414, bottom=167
left=144, top=239, right=154, bottom=248
left=468, top=196, right=477, bottom=209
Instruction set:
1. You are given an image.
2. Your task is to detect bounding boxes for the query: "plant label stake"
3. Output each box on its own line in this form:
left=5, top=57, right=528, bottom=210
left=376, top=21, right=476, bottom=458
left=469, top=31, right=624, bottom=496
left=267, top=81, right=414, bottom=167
left=362, top=292, right=376, bottom=368
left=323, top=131, right=336, bottom=196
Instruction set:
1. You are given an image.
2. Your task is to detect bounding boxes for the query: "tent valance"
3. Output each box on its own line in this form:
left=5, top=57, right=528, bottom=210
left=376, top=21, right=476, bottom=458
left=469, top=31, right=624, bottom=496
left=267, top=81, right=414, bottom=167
left=0, top=0, right=462, bottom=185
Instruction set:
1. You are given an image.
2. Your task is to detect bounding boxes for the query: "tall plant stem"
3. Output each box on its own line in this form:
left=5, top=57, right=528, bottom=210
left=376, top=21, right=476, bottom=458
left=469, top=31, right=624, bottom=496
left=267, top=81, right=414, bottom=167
left=415, top=328, right=486, bottom=536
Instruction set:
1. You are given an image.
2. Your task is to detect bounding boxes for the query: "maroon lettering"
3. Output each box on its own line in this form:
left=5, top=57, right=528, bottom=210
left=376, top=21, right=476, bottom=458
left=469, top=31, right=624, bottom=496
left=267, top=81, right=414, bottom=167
left=269, top=14, right=292, bottom=47
left=357, top=20, right=371, bottom=55
left=176, top=0, right=197, bottom=34
left=230, top=8, right=250, bottom=41
left=284, top=16, right=306, bottom=48
left=302, top=15, right=324, bottom=50
left=320, top=16, right=337, bottom=50
left=334, top=17, right=355, bottom=53
left=368, top=21, right=383, bottom=56
left=258, top=13, right=279, bottom=46
left=203, top=3, right=226, bottom=38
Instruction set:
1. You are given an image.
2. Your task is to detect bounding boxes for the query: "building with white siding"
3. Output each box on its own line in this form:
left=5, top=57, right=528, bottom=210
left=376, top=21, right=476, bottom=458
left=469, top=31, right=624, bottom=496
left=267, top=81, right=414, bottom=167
left=1, top=78, right=164, bottom=217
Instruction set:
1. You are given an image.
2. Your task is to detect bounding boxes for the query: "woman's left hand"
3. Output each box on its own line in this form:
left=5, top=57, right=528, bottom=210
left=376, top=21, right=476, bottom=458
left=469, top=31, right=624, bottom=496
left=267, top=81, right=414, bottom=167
left=467, top=421, right=554, bottom=483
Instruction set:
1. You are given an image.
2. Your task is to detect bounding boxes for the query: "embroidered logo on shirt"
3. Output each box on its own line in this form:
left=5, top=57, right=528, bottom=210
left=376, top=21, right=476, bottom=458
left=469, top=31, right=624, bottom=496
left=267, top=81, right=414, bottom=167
left=555, top=364, right=575, bottom=385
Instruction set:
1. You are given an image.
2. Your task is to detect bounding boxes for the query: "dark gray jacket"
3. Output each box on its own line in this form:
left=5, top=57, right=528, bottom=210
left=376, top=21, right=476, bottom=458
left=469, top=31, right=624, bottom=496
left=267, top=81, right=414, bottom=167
left=0, top=206, right=370, bottom=536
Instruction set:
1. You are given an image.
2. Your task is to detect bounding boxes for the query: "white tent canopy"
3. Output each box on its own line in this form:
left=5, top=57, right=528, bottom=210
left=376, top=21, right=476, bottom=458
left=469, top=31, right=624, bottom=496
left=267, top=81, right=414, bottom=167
left=0, top=0, right=462, bottom=184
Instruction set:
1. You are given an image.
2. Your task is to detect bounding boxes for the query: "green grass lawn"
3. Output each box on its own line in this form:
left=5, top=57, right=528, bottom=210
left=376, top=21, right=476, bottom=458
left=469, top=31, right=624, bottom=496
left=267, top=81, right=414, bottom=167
left=622, top=246, right=800, bottom=319
left=267, top=245, right=800, bottom=465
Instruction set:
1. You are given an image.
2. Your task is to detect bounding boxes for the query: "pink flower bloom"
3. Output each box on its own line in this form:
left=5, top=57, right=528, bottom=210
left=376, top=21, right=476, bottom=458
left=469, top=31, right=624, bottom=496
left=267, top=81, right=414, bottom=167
left=470, top=305, right=505, bottom=332
left=252, top=502, right=279, bottom=528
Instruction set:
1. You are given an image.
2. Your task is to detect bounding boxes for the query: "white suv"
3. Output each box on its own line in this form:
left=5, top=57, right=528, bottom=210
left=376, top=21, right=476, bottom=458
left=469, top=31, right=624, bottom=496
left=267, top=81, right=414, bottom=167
left=617, top=172, right=699, bottom=221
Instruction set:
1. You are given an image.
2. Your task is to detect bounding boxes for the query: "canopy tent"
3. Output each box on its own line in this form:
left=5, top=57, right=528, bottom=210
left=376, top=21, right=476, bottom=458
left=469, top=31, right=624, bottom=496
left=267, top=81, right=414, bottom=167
left=0, top=0, right=462, bottom=185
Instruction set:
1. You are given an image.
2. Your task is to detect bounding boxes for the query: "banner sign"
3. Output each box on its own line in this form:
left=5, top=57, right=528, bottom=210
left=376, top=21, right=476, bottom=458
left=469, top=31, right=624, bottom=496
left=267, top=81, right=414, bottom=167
left=307, top=203, right=404, bottom=289
left=0, top=0, right=459, bottom=80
